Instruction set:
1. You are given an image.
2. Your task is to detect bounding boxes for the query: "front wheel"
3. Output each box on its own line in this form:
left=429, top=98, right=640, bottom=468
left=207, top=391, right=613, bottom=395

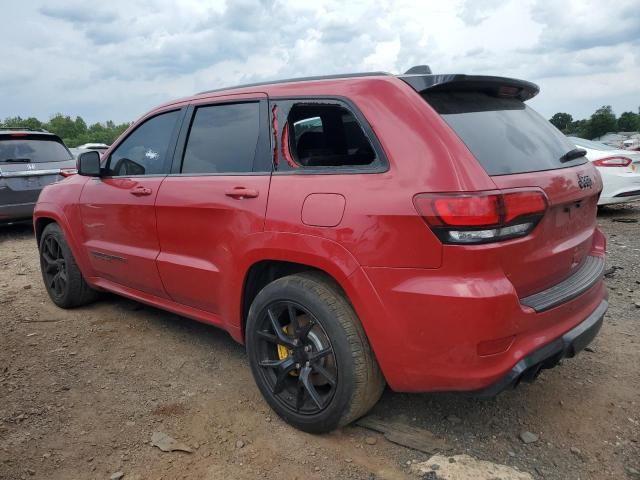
left=246, top=272, right=385, bottom=433
left=39, top=223, right=99, bottom=308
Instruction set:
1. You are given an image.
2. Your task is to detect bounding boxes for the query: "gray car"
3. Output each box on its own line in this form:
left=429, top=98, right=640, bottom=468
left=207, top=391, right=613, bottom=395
left=0, top=128, right=76, bottom=223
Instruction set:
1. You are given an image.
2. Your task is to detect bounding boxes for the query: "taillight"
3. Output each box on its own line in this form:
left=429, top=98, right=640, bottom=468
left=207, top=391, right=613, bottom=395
left=413, top=189, right=548, bottom=244
left=59, top=168, right=77, bottom=177
left=592, top=156, right=632, bottom=167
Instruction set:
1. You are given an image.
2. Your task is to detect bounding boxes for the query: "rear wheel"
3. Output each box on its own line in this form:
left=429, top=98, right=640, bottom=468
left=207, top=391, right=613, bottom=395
left=39, top=223, right=98, bottom=308
left=246, top=272, right=384, bottom=433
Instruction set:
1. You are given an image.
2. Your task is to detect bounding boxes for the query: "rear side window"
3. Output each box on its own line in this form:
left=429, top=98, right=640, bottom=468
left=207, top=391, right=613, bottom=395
left=182, top=102, right=260, bottom=174
left=424, top=92, right=586, bottom=175
left=287, top=104, right=376, bottom=168
left=0, top=136, right=72, bottom=163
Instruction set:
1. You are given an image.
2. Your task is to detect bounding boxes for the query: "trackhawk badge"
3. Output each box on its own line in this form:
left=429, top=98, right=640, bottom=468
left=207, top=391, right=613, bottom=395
left=577, top=173, right=593, bottom=190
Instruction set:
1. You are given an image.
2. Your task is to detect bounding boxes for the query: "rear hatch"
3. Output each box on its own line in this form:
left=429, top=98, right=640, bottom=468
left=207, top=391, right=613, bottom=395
left=0, top=133, right=76, bottom=204
left=409, top=76, right=601, bottom=298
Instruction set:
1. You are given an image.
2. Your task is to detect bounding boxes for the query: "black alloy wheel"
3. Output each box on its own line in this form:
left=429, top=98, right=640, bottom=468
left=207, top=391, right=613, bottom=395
left=246, top=272, right=385, bottom=433
left=254, top=300, right=338, bottom=414
left=41, top=234, right=68, bottom=298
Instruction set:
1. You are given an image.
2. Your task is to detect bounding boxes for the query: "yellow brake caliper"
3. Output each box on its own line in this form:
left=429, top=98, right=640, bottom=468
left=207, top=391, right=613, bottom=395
left=277, top=325, right=298, bottom=375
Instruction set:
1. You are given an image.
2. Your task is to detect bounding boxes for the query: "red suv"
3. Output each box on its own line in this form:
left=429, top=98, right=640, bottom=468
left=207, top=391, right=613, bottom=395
left=34, top=69, right=608, bottom=433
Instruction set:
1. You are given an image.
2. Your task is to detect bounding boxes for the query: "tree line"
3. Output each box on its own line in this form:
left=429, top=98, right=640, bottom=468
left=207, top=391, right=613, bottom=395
left=0, top=114, right=130, bottom=148
left=3, top=106, right=639, bottom=147
left=549, top=106, right=640, bottom=140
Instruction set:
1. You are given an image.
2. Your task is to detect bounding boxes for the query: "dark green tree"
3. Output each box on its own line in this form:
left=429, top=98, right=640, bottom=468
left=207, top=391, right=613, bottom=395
left=0, top=116, right=43, bottom=129
left=549, top=112, right=573, bottom=132
left=586, top=106, right=617, bottom=139
left=617, top=111, right=640, bottom=132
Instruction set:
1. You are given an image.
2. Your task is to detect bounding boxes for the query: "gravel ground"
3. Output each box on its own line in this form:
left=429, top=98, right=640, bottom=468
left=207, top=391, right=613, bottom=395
left=0, top=204, right=638, bottom=480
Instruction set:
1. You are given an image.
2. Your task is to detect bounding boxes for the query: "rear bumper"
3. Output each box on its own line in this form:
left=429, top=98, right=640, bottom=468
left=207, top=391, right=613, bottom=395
left=353, top=233, right=608, bottom=393
left=474, top=299, right=606, bottom=397
left=598, top=168, right=640, bottom=205
left=0, top=202, right=35, bottom=222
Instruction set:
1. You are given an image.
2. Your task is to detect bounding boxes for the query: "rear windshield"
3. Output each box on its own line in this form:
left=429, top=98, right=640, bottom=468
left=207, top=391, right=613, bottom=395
left=0, top=136, right=73, bottom=163
left=423, top=92, right=587, bottom=176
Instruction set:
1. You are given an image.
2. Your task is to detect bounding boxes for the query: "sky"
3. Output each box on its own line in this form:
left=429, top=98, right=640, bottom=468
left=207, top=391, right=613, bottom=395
left=1, top=0, right=639, bottom=124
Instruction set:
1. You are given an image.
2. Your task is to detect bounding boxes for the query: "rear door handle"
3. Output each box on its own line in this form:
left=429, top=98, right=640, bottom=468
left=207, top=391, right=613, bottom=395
left=130, top=186, right=153, bottom=196
left=225, top=187, right=259, bottom=199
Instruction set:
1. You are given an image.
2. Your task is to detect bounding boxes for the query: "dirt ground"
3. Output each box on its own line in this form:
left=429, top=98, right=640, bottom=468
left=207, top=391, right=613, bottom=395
left=1, top=205, right=638, bottom=480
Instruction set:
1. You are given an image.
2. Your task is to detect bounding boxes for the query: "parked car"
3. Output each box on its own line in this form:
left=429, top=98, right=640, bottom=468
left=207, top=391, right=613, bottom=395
left=568, top=137, right=640, bottom=205
left=34, top=69, right=608, bottom=433
left=0, top=128, right=76, bottom=223
left=69, top=143, right=110, bottom=159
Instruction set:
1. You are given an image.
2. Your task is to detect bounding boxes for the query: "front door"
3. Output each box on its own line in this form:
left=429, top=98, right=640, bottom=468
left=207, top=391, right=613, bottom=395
left=79, top=108, right=183, bottom=297
left=155, top=96, right=271, bottom=319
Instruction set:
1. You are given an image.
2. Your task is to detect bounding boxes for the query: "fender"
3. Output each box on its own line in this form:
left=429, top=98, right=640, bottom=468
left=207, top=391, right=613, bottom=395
left=33, top=176, right=97, bottom=284
left=222, top=231, right=384, bottom=342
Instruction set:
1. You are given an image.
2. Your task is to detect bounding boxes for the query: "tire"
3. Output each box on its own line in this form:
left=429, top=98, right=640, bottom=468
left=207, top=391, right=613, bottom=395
left=39, top=223, right=99, bottom=308
left=246, top=272, right=385, bottom=433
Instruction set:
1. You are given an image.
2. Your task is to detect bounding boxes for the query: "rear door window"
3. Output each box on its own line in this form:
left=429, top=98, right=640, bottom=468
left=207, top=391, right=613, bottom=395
left=181, top=102, right=260, bottom=174
left=287, top=104, right=376, bottom=168
left=0, top=136, right=72, bottom=163
left=423, top=92, right=587, bottom=175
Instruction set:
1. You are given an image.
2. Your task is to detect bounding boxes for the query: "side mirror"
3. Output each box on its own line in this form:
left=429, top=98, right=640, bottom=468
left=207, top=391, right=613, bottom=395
left=77, top=151, right=101, bottom=177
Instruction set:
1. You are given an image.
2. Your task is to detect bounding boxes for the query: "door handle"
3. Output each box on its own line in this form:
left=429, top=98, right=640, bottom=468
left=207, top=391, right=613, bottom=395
left=130, top=186, right=153, bottom=196
left=225, top=187, right=259, bottom=199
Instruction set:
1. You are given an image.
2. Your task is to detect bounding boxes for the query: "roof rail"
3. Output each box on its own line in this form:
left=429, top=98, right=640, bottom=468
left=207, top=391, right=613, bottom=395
left=196, top=71, right=391, bottom=95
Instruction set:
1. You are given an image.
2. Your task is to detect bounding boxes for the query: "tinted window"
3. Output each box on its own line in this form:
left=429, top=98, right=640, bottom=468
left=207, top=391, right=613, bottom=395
left=424, top=92, right=586, bottom=175
left=182, top=103, right=260, bottom=174
left=0, top=137, right=72, bottom=163
left=287, top=104, right=375, bottom=168
left=108, top=110, right=180, bottom=176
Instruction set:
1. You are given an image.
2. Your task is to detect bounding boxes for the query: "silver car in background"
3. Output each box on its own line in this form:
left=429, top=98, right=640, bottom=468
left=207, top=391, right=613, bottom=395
left=69, top=142, right=110, bottom=159
left=0, top=128, right=76, bottom=223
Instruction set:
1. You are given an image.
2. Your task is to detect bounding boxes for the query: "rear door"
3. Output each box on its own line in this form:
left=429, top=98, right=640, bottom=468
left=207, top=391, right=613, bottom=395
left=78, top=108, right=184, bottom=297
left=155, top=94, right=271, bottom=316
left=423, top=91, right=601, bottom=297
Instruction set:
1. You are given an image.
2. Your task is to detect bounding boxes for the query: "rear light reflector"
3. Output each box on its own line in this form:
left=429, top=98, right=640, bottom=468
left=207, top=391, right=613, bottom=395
left=414, top=189, right=548, bottom=244
left=59, top=168, right=77, bottom=177
left=592, top=156, right=632, bottom=167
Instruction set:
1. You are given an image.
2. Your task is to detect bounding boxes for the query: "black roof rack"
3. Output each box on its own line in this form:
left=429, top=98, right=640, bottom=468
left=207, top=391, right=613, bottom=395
left=195, top=66, right=539, bottom=102
left=196, top=71, right=390, bottom=95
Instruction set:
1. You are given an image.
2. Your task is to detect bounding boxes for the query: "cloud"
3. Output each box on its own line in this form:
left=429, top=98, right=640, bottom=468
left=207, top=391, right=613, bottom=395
left=458, top=0, right=503, bottom=26
left=39, top=3, right=117, bottom=23
left=531, top=0, right=640, bottom=51
left=0, top=0, right=638, bottom=124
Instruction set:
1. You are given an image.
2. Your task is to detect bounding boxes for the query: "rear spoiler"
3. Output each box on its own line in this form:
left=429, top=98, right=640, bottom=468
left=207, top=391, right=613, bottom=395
left=398, top=74, right=540, bottom=101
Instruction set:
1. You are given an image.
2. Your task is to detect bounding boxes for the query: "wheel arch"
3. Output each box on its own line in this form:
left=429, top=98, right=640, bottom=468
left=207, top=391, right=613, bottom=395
left=33, top=205, right=94, bottom=282
left=240, top=259, right=351, bottom=341
left=34, top=216, right=57, bottom=246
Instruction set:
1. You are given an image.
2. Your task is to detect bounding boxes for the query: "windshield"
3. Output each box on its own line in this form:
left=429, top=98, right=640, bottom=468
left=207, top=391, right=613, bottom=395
left=0, top=136, right=73, bottom=163
left=423, top=92, right=587, bottom=175
left=568, top=137, right=617, bottom=151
